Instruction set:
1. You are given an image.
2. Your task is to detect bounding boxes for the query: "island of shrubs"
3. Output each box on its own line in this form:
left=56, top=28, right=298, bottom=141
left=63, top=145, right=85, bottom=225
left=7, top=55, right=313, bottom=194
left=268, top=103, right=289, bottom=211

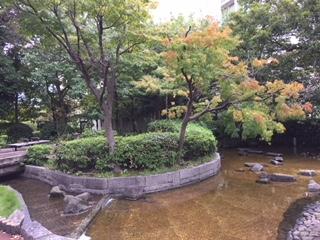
left=26, top=120, right=217, bottom=176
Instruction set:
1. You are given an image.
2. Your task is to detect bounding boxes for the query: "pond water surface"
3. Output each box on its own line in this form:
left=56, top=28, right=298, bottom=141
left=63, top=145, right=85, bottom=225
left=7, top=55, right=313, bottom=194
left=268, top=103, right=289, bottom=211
left=87, top=149, right=320, bottom=240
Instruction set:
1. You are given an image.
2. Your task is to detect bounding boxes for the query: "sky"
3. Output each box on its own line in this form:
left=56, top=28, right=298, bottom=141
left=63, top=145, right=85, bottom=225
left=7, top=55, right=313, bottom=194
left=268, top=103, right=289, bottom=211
left=151, top=0, right=222, bottom=23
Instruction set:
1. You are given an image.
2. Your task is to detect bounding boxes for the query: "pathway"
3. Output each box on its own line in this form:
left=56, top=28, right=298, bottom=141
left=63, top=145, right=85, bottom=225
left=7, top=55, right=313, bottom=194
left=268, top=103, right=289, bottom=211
left=0, top=148, right=26, bottom=177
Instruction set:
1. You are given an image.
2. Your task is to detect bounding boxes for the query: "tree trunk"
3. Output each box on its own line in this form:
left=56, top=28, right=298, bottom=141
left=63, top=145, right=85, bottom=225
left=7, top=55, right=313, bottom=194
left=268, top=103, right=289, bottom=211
left=178, top=100, right=193, bottom=162
left=103, top=104, right=115, bottom=154
left=103, top=77, right=116, bottom=154
left=14, top=93, right=19, bottom=123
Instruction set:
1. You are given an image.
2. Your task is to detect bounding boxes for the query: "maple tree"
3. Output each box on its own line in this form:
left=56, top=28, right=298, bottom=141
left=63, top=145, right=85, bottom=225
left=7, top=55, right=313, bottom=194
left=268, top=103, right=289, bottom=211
left=138, top=19, right=312, bottom=157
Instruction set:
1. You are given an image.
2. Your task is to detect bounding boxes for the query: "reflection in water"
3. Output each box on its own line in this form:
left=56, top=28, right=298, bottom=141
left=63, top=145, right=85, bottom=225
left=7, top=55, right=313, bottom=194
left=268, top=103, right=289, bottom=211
left=88, top=149, right=320, bottom=240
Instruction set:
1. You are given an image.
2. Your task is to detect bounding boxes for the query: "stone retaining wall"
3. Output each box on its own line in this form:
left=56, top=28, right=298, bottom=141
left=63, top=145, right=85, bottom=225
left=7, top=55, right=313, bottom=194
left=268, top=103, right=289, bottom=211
left=22, top=153, right=221, bottom=196
left=0, top=186, right=73, bottom=240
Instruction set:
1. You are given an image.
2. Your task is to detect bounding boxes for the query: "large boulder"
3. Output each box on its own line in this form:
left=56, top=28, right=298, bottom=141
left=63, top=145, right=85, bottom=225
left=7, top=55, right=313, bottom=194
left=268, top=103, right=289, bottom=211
left=49, top=186, right=65, bottom=198
left=269, top=173, right=296, bottom=182
left=250, top=163, right=264, bottom=173
left=63, top=195, right=90, bottom=214
left=308, top=180, right=320, bottom=192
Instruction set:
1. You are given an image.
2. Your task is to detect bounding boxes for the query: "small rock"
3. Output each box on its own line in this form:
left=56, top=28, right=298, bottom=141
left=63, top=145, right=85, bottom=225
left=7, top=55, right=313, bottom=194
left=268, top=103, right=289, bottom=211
left=244, top=162, right=256, bottom=167
left=49, top=186, right=65, bottom=198
left=76, top=192, right=91, bottom=202
left=270, top=160, right=283, bottom=166
left=250, top=163, right=264, bottom=173
left=274, top=156, right=284, bottom=162
left=113, top=165, right=122, bottom=174
left=299, top=170, right=317, bottom=177
left=234, top=168, right=246, bottom=172
left=308, top=180, right=320, bottom=192
left=256, top=177, right=270, bottom=184
left=269, top=173, right=297, bottom=182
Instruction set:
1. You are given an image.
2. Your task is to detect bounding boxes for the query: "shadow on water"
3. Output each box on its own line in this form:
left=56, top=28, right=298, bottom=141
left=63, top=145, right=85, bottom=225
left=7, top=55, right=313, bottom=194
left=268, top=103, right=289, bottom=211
left=276, top=196, right=320, bottom=240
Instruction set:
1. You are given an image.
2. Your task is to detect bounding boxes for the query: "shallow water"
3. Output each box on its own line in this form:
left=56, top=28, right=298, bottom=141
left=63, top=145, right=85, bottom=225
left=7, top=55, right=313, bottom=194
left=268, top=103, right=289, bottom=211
left=1, top=177, right=96, bottom=236
left=87, top=149, right=320, bottom=240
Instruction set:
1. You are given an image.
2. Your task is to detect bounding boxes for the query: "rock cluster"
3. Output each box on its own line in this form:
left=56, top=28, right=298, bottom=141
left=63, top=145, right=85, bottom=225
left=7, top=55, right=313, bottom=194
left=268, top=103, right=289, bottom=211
left=287, top=201, right=320, bottom=240
left=49, top=186, right=91, bottom=215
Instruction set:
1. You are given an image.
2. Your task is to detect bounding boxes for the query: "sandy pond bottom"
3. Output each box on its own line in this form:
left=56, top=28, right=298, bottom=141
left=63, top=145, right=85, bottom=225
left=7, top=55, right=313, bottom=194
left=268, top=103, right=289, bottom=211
left=87, top=149, right=320, bottom=240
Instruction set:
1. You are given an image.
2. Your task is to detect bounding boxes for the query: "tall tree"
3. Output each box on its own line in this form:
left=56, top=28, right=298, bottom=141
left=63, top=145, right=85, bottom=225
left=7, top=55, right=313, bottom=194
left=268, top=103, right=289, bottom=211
left=8, top=0, right=154, bottom=152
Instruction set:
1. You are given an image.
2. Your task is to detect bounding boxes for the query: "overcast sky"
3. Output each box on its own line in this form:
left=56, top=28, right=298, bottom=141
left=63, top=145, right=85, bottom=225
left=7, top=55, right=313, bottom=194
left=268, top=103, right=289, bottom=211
left=151, top=0, right=222, bottom=23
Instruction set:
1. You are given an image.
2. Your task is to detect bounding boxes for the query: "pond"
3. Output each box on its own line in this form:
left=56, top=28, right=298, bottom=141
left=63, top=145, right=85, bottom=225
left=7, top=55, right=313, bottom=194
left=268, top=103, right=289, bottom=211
left=87, top=149, right=320, bottom=240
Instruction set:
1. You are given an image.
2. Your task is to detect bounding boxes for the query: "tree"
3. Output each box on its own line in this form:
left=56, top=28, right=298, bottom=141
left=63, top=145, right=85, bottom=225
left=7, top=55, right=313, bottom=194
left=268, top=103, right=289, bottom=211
left=228, top=0, right=320, bottom=102
left=8, top=0, right=154, bottom=152
left=0, top=5, right=30, bottom=123
left=139, top=20, right=312, bottom=158
left=23, top=46, right=84, bottom=135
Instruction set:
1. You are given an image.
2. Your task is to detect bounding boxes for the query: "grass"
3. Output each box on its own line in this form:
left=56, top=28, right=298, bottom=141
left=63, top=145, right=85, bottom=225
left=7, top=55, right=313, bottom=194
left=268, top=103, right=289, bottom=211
left=0, top=186, right=20, bottom=218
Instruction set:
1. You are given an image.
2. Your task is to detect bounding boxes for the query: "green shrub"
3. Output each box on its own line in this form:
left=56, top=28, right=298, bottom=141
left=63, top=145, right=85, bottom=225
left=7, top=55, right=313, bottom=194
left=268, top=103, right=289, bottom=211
left=148, top=119, right=217, bottom=159
left=26, top=144, right=53, bottom=166
left=184, top=125, right=217, bottom=159
left=55, top=136, right=108, bottom=172
left=0, top=135, right=7, bottom=148
left=81, top=129, right=105, bottom=138
left=97, top=132, right=179, bottom=171
left=55, top=121, right=217, bottom=173
left=7, top=123, right=33, bottom=143
left=147, top=119, right=181, bottom=133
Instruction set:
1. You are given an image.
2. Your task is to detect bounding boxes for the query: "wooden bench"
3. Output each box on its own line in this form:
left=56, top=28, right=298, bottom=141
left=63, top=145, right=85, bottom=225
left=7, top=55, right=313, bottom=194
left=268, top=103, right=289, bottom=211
left=7, top=140, right=50, bottom=151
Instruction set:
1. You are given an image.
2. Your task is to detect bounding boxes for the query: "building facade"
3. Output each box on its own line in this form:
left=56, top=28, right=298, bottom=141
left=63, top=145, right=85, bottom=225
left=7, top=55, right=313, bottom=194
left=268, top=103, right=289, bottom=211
left=221, top=0, right=239, bottom=22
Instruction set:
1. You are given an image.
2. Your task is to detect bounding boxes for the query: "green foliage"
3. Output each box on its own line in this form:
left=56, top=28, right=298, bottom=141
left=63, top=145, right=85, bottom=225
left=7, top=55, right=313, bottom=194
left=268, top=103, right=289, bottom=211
left=6, top=123, right=33, bottom=142
left=148, top=120, right=217, bottom=159
left=0, top=186, right=20, bottom=218
left=184, top=124, right=217, bottom=159
left=26, top=144, right=53, bottom=166
left=55, top=137, right=108, bottom=172
left=56, top=123, right=216, bottom=173
left=97, top=133, right=179, bottom=171
left=0, top=135, right=8, bottom=148
left=147, top=119, right=181, bottom=132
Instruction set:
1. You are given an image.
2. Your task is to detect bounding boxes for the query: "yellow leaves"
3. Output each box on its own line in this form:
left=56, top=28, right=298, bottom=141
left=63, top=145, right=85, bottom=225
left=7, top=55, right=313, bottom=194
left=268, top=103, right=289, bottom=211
left=135, top=75, right=160, bottom=93
left=252, top=57, right=279, bottom=69
left=163, top=51, right=178, bottom=64
left=161, top=106, right=187, bottom=119
left=233, top=110, right=243, bottom=122
left=210, top=95, right=222, bottom=108
left=281, top=82, right=304, bottom=98
left=276, top=103, right=305, bottom=121
left=240, top=79, right=262, bottom=91
left=266, top=80, right=286, bottom=94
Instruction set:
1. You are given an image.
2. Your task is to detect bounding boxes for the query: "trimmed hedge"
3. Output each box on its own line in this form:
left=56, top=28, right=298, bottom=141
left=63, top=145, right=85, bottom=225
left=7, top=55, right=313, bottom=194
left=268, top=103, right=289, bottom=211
left=97, top=132, right=179, bottom=171
left=7, top=123, right=33, bottom=142
left=53, top=121, right=217, bottom=173
left=148, top=120, right=217, bottom=158
left=26, top=144, right=53, bottom=166
left=55, top=137, right=108, bottom=172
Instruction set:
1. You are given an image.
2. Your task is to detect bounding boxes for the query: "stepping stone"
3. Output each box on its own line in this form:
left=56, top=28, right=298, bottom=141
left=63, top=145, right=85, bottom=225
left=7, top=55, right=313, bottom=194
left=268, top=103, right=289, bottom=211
left=270, top=173, right=297, bottom=182
left=274, top=156, right=284, bottom=162
left=308, top=180, right=320, bottom=192
left=270, top=160, right=283, bottom=166
left=299, top=170, right=317, bottom=177
left=250, top=163, right=264, bottom=173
